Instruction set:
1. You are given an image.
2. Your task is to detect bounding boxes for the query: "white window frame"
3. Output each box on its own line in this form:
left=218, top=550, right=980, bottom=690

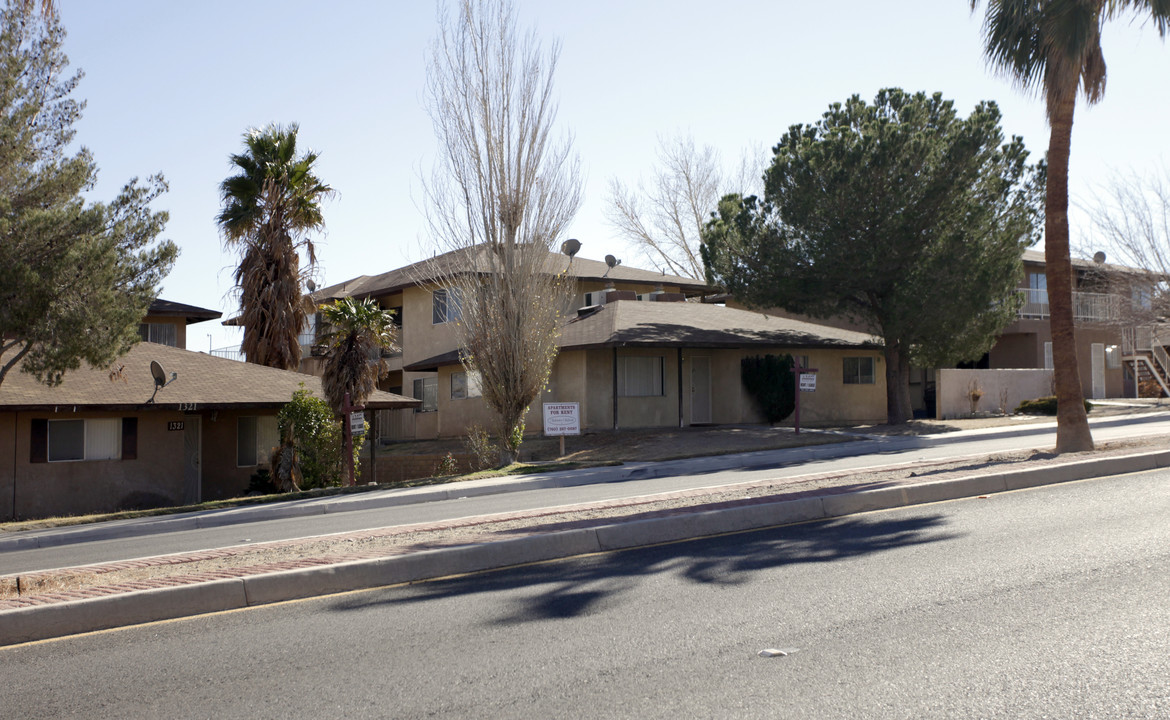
left=843, top=356, right=875, bottom=385
left=237, top=415, right=279, bottom=468
left=47, top=418, right=121, bottom=462
left=413, top=377, right=438, bottom=412
left=432, top=288, right=463, bottom=325
left=451, top=370, right=483, bottom=400
left=139, top=322, right=177, bottom=347
left=617, top=356, right=665, bottom=397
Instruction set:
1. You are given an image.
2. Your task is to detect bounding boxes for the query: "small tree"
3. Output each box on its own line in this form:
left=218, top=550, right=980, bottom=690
left=0, top=2, right=177, bottom=387
left=741, top=355, right=796, bottom=425
left=318, top=297, right=399, bottom=414
left=703, top=89, right=1040, bottom=425
left=423, top=0, right=581, bottom=464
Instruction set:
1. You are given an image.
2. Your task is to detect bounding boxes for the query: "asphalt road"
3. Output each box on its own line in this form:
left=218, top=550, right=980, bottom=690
left=2, top=468, right=1168, bottom=718
left=2, top=412, right=1169, bottom=576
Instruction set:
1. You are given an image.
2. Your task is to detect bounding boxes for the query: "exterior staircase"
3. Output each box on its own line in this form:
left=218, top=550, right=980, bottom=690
left=1122, top=326, right=1170, bottom=398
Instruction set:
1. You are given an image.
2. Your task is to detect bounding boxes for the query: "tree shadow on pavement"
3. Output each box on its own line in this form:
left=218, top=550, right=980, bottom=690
left=327, top=512, right=958, bottom=624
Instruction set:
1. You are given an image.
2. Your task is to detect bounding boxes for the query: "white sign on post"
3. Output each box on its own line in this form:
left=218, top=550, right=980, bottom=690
left=799, top=373, right=817, bottom=392
left=349, top=410, right=366, bottom=435
left=543, top=402, right=581, bottom=436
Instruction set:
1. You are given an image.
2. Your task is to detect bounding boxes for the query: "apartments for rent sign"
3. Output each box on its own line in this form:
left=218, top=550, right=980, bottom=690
left=542, top=402, right=581, bottom=436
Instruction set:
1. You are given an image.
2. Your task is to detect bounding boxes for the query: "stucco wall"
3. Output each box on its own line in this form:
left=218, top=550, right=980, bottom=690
left=199, top=409, right=280, bottom=501
left=936, top=369, right=1054, bottom=420
left=2, top=410, right=187, bottom=520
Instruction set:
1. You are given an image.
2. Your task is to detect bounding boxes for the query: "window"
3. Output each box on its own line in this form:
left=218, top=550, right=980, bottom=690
left=1106, top=345, right=1121, bottom=369
left=413, top=377, right=438, bottom=412
left=1043, top=342, right=1053, bottom=370
left=1132, top=286, right=1153, bottom=311
left=843, top=357, right=875, bottom=385
left=138, top=322, right=177, bottom=347
left=237, top=415, right=279, bottom=467
left=47, top=418, right=120, bottom=462
left=618, top=356, right=665, bottom=397
left=451, top=370, right=482, bottom=399
left=432, top=288, right=462, bottom=324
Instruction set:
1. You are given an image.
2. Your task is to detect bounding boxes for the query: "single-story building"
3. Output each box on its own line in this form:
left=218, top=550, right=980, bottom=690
left=0, top=342, right=417, bottom=521
left=396, top=296, right=887, bottom=439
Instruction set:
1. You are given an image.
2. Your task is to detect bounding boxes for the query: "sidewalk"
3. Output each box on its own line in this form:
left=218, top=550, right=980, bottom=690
left=2, top=421, right=1169, bottom=646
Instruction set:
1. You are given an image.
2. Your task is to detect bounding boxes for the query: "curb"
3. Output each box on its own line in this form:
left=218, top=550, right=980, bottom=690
left=3, top=448, right=1168, bottom=647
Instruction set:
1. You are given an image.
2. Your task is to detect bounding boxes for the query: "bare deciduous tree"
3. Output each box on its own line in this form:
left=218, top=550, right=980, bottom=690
left=422, top=0, right=581, bottom=465
left=1084, top=163, right=1170, bottom=315
left=606, top=136, right=763, bottom=280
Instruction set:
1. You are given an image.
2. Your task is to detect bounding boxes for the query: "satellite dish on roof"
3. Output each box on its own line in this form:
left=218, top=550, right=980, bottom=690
left=604, top=254, right=621, bottom=277
left=306, top=279, right=317, bottom=292
left=147, top=360, right=177, bottom=404
left=561, top=238, right=581, bottom=259
left=1093, top=251, right=1106, bottom=264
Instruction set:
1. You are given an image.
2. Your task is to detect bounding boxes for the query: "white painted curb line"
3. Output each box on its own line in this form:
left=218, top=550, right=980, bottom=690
left=3, top=449, right=1169, bottom=647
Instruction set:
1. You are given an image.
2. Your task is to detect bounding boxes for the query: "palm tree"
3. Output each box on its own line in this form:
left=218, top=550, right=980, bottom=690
left=217, top=123, right=333, bottom=370
left=318, top=297, right=399, bottom=486
left=970, top=1, right=1169, bottom=453
left=318, top=297, right=399, bottom=413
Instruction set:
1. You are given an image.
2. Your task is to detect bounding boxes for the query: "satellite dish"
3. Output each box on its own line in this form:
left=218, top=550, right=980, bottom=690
left=306, top=279, right=317, bottom=292
left=561, top=238, right=581, bottom=259
left=1093, top=251, right=1106, bottom=264
left=604, top=254, right=621, bottom=277
left=150, top=360, right=167, bottom=389
left=147, top=360, right=177, bottom=404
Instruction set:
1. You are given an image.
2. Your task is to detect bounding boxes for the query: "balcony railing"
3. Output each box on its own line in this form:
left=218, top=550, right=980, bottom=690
left=1017, top=289, right=1120, bottom=322
left=210, top=347, right=245, bottom=362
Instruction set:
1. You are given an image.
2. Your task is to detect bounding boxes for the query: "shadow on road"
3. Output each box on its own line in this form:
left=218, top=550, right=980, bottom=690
left=327, top=512, right=958, bottom=624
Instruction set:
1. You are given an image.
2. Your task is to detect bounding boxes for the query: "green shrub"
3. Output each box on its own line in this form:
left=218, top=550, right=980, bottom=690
left=1015, top=395, right=1093, bottom=416
left=741, top=354, right=796, bottom=425
left=434, top=452, right=458, bottom=477
left=277, top=385, right=365, bottom=489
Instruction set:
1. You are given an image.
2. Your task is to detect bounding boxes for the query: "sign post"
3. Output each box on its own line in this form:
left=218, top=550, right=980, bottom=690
left=790, top=358, right=818, bottom=435
left=542, top=402, right=581, bottom=457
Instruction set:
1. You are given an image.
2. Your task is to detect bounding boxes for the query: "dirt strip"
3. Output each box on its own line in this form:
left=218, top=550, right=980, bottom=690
left=3, top=437, right=1165, bottom=610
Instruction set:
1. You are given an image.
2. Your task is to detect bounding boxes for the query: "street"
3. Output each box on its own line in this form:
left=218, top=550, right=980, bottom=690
left=3, top=412, right=1168, bottom=576
left=2, top=467, right=1167, bottom=718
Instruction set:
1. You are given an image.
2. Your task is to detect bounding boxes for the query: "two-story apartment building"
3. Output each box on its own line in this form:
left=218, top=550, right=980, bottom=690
left=305, top=247, right=889, bottom=442
left=0, top=299, right=417, bottom=520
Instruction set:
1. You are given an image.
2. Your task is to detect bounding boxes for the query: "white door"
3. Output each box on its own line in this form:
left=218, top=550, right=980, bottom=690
left=1091, top=343, right=1106, bottom=399
left=691, top=356, right=712, bottom=424
left=183, top=416, right=201, bottom=504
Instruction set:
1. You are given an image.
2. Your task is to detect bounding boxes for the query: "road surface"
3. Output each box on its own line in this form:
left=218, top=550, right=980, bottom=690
left=2, top=467, right=1167, bottom=718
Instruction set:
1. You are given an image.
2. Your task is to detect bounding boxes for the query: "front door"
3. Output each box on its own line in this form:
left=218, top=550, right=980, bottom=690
left=691, top=356, right=712, bottom=424
left=1091, top=343, right=1106, bottom=399
left=183, top=416, right=201, bottom=504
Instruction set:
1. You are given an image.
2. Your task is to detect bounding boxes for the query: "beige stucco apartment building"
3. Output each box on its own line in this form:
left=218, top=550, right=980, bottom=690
left=304, top=248, right=889, bottom=442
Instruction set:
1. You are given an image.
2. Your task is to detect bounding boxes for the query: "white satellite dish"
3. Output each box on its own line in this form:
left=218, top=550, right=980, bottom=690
left=147, top=360, right=177, bottom=404
left=561, top=238, right=582, bottom=259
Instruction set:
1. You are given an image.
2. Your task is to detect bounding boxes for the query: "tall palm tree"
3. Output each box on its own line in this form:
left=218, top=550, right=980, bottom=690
left=971, top=0, right=1169, bottom=453
left=318, top=297, right=399, bottom=413
left=217, top=123, right=333, bottom=370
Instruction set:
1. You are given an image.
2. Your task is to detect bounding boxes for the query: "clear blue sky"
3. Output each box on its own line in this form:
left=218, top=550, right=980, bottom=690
left=56, top=0, right=1170, bottom=351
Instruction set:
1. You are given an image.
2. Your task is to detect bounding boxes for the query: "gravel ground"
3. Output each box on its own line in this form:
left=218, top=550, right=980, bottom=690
left=5, top=427, right=1166, bottom=602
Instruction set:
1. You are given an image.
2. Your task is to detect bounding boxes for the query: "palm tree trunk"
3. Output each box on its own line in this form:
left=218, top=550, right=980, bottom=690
left=1045, top=90, right=1094, bottom=453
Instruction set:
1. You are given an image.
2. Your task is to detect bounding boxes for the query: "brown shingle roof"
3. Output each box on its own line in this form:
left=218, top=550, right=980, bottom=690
left=0, top=342, right=418, bottom=412
left=311, top=245, right=712, bottom=303
left=558, top=300, right=882, bottom=351
left=146, top=299, right=222, bottom=324
left=403, top=300, right=881, bottom=370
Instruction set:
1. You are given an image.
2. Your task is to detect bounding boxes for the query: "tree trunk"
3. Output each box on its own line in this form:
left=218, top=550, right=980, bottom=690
left=1045, top=91, right=1094, bottom=453
left=884, top=342, right=913, bottom=425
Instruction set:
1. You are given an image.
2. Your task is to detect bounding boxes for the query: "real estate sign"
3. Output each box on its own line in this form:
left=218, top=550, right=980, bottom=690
left=799, top=373, right=817, bottom=392
left=349, top=411, right=366, bottom=435
left=543, top=402, right=581, bottom=436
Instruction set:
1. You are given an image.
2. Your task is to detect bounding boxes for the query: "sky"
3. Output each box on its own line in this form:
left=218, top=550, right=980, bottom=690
left=54, top=0, right=1170, bottom=352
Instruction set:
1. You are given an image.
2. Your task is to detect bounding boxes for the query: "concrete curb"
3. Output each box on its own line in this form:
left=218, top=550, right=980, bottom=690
left=3, top=448, right=1169, bottom=647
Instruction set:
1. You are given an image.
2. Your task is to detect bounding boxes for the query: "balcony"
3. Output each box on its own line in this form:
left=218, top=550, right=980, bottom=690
left=1018, top=289, right=1120, bottom=323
